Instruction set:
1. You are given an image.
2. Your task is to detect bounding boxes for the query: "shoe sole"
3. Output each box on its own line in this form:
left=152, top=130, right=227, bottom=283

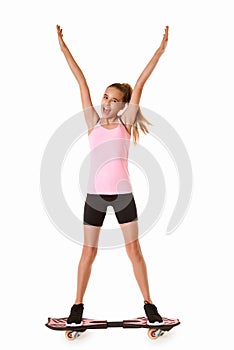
left=147, top=320, right=164, bottom=326
left=66, top=322, right=83, bottom=327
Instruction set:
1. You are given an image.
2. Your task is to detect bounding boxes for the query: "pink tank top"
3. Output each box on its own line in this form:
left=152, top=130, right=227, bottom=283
left=87, top=117, right=132, bottom=194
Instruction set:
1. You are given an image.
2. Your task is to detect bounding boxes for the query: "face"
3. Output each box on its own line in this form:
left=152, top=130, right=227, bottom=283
left=101, top=87, right=125, bottom=119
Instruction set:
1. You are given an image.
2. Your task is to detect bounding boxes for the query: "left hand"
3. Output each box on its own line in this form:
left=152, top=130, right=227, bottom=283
left=158, top=26, right=169, bottom=54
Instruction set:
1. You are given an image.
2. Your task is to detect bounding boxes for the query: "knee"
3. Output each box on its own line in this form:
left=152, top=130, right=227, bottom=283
left=80, top=246, right=98, bottom=264
left=126, top=241, right=143, bottom=263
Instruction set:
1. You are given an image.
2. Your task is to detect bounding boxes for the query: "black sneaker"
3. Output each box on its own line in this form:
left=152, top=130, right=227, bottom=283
left=66, top=303, right=84, bottom=327
left=144, top=302, right=164, bottom=325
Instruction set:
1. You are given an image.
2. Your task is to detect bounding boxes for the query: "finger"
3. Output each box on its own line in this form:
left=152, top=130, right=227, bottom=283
left=57, top=25, right=63, bottom=34
left=58, top=27, right=63, bottom=36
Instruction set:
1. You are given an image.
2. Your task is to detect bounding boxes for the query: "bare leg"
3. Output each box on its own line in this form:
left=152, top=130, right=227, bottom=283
left=74, top=224, right=101, bottom=304
left=120, top=221, right=152, bottom=303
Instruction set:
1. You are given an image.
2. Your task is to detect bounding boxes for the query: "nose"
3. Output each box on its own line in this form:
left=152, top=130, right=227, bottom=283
left=105, top=98, right=111, bottom=105
left=103, top=100, right=111, bottom=109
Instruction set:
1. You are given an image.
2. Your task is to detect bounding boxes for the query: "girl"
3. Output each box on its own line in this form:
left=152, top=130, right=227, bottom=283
left=56, top=24, right=169, bottom=326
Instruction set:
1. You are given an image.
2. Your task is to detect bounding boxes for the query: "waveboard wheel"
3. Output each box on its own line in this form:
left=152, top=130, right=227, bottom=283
left=147, top=328, right=163, bottom=340
left=65, top=330, right=80, bottom=341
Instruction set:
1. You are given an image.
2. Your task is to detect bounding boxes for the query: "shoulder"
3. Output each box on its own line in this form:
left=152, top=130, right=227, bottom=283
left=118, top=117, right=132, bottom=135
left=121, top=103, right=139, bottom=131
left=87, top=117, right=100, bottom=136
left=84, top=107, right=100, bottom=131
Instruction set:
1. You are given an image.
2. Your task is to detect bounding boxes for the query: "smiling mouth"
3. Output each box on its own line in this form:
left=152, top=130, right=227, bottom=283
left=103, top=106, right=111, bottom=115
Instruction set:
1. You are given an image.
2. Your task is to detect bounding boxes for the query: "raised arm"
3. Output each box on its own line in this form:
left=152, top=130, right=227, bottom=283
left=56, top=25, right=99, bottom=127
left=122, top=26, right=169, bottom=124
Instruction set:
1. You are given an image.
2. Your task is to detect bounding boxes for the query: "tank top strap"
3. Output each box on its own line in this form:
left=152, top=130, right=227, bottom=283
left=118, top=116, right=125, bottom=125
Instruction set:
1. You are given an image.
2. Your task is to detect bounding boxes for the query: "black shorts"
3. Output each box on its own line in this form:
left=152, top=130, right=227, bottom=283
left=83, top=193, right=138, bottom=226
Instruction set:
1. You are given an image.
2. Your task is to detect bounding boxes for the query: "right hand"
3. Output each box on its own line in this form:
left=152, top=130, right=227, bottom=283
left=56, top=24, right=65, bottom=50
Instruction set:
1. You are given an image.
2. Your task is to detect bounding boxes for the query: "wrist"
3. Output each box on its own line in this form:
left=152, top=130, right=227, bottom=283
left=60, top=42, right=67, bottom=52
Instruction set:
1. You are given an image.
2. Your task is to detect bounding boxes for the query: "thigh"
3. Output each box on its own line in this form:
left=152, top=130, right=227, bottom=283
left=114, top=193, right=138, bottom=225
left=83, top=194, right=107, bottom=227
left=83, top=224, right=101, bottom=248
left=120, top=220, right=139, bottom=245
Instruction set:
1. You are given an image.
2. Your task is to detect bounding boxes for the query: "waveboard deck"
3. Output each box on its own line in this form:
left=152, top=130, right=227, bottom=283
left=46, top=316, right=180, bottom=341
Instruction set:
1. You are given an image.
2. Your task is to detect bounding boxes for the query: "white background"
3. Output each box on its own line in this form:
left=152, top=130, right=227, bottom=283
left=1, top=0, right=234, bottom=349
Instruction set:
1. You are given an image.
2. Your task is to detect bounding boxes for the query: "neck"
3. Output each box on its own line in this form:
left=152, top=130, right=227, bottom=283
left=100, top=116, right=119, bottom=125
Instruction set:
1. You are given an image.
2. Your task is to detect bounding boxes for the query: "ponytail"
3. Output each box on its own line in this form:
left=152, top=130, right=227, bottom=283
left=132, top=108, right=152, bottom=145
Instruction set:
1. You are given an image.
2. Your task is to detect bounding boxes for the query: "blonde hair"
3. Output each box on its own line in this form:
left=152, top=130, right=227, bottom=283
left=108, top=83, right=153, bottom=144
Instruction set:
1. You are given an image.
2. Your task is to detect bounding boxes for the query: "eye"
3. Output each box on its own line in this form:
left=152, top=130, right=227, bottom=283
left=112, top=99, right=118, bottom=103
